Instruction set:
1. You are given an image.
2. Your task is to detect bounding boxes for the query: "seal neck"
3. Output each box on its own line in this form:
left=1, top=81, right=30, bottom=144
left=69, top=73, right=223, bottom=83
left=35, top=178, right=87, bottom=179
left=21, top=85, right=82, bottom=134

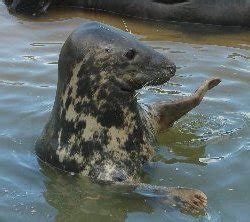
left=48, top=61, right=153, bottom=176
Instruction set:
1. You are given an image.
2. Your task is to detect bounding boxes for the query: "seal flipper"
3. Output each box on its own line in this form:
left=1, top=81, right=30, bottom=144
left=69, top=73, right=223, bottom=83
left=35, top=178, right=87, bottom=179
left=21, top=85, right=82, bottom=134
left=153, top=78, right=221, bottom=132
left=134, top=184, right=207, bottom=214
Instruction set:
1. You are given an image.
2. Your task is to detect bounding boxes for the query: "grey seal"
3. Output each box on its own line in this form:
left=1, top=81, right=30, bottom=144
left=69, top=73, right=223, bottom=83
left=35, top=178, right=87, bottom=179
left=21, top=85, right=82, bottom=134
left=5, top=0, right=250, bottom=27
left=35, top=22, right=221, bottom=213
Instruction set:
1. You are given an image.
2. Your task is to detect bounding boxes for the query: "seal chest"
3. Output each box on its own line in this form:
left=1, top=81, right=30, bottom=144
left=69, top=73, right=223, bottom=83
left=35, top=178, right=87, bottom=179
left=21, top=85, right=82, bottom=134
left=35, top=22, right=176, bottom=182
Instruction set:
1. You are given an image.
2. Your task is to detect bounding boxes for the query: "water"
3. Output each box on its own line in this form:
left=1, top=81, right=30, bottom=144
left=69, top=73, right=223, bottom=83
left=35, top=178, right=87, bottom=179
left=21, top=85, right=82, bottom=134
left=0, top=2, right=250, bottom=222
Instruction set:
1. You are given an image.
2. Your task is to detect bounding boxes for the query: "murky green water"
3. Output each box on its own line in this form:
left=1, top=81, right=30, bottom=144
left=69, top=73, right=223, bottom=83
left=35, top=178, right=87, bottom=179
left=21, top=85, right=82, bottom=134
left=0, top=2, right=250, bottom=222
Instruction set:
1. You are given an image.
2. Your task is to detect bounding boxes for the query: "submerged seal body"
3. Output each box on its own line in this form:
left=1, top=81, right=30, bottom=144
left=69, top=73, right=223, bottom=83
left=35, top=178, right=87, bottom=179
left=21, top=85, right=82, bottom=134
left=5, top=0, right=250, bottom=27
left=35, top=22, right=221, bottom=212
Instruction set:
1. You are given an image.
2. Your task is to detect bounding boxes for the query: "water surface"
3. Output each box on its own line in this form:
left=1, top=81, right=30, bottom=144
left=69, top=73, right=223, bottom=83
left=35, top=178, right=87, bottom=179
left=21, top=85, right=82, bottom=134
left=0, top=2, right=250, bottom=222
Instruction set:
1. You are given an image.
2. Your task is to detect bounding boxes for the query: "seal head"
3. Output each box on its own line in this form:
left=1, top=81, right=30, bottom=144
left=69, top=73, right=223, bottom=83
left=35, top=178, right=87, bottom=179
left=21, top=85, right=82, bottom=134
left=35, top=22, right=176, bottom=182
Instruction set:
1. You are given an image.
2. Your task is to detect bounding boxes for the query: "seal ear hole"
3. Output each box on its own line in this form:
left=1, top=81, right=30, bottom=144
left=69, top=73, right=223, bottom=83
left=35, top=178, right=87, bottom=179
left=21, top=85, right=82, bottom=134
left=124, top=49, right=137, bottom=60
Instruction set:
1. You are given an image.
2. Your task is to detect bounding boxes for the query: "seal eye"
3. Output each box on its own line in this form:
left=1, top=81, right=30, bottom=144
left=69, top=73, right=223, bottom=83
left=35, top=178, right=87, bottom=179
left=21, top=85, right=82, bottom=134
left=105, top=48, right=111, bottom=53
left=124, top=49, right=137, bottom=60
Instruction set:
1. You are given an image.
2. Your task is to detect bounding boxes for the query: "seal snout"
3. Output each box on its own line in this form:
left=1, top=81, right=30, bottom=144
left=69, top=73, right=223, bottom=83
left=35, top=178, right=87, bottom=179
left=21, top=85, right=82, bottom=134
left=152, top=50, right=176, bottom=79
left=149, top=58, right=176, bottom=86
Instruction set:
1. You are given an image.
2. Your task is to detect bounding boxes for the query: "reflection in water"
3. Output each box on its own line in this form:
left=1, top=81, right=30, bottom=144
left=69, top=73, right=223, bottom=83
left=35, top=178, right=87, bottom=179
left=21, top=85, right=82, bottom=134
left=155, top=126, right=206, bottom=166
left=155, top=112, right=247, bottom=166
left=41, top=162, right=152, bottom=222
left=41, top=160, right=207, bottom=222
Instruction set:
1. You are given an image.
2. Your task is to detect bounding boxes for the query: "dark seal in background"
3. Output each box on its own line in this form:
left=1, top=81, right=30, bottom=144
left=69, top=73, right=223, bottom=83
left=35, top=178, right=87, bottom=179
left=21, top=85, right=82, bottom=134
left=4, top=0, right=250, bottom=27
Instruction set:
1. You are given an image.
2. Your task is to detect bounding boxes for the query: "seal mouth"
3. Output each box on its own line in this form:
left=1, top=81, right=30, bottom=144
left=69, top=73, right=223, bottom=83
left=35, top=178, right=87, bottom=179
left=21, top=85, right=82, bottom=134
left=148, top=64, right=176, bottom=86
left=120, top=86, right=134, bottom=93
left=136, top=64, right=176, bottom=89
left=117, top=64, right=176, bottom=94
left=116, top=78, right=135, bottom=93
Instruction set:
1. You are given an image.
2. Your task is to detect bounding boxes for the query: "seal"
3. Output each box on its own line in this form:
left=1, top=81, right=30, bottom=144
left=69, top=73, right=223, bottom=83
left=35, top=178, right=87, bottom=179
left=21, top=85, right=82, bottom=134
left=35, top=22, right=220, bottom=213
left=5, top=0, right=250, bottom=27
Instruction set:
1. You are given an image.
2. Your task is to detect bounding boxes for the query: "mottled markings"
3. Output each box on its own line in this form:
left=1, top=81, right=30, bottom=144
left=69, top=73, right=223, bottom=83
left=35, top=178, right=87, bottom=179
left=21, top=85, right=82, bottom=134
left=53, top=53, right=157, bottom=182
left=51, top=32, right=164, bottom=182
left=75, top=120, right=86, bottom=132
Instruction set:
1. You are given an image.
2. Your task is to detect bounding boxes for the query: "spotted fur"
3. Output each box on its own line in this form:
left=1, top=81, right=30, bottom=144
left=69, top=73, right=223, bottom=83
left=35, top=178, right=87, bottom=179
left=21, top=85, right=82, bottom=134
left=35, top=22, right=176, bottom=182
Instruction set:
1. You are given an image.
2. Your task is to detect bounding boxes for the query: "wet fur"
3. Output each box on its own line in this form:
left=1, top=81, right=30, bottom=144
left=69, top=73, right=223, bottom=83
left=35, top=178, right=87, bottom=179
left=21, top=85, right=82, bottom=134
left=35, top=22, right=175, bottom=182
